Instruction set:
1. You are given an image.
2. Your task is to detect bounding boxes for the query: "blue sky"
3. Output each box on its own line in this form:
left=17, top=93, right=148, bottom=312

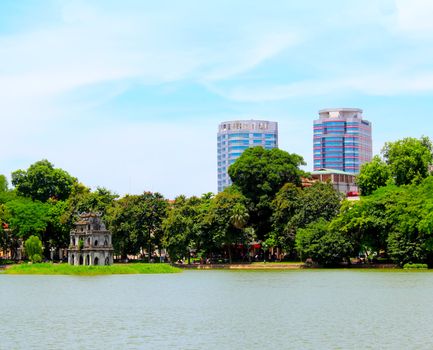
left=1, top=0, right=433, bottom=198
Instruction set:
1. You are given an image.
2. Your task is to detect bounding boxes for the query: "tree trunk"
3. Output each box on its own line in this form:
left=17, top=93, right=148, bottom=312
left=148, top=229, right=152, bottom=263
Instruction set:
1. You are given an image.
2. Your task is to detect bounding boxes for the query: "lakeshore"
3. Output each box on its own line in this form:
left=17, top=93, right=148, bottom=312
left=173, top=262, right=400, bottom=270
left=0, top=261, right=408, bottom=274
left=1, top=262, right=181, bottom=275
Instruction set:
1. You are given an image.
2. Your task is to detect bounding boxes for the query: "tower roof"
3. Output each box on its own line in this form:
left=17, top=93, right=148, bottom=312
left=318, top=108, right=362, bottom=114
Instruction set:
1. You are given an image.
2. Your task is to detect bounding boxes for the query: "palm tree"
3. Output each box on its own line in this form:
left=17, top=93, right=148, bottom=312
left=230, top=203, right=249, bottom=230
left=228, top=203, right=249, bottom=263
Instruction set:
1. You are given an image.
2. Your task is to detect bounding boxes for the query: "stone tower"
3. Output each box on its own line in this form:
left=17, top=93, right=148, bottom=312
left=68, top=213, right=114, bottom=266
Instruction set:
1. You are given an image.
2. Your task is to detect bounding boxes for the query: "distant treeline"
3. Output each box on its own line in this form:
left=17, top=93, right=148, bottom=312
left=1, top=136, right=432, bottom=266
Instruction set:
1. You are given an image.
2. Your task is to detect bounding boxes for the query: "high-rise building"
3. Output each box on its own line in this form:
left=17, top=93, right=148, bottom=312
left=217, top=120, right=278, bottom=192
left=313, top=108, right=372, bottom=174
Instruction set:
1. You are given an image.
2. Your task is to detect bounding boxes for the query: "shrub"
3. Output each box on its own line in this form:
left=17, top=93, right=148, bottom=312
left=403, top=263, right=428, bottom=269
left=31, top=254, right=42, bottom=263
left=24, top=235, right=43, bottom=263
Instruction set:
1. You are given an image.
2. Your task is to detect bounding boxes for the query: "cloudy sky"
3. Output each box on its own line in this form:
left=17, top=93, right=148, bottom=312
left=1, top=0, right=433, bottom=198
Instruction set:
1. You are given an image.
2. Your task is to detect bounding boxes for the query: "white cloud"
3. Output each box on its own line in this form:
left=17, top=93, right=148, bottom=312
left=4, top=0, right=433, bottom=197
left=207, top=69, right=433, bottom=102
left=394, top=0, right=433, bottom=38
left=202, top=32, right=299, bottom=82
left=0, top=1, right=305, bottom=197
left=0, top=1, right=301, bottom=102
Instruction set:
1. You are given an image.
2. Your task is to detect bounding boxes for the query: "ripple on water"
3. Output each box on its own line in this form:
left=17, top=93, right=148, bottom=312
left=2, top=270, right=433, bottom=349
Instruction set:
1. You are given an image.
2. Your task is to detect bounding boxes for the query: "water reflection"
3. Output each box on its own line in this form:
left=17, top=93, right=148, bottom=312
left=1, top=270, right=433, bottom=349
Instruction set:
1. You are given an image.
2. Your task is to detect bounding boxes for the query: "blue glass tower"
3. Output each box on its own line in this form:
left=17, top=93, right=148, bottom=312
left=217, top=120, right=278, bottom=192
left=313, top=108, right=372, bottom=174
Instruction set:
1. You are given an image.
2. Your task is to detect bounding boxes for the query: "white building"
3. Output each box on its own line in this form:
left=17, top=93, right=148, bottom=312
left=68, top=213, right=114, bottom=266
left=217, top=120, right=278, bottom=192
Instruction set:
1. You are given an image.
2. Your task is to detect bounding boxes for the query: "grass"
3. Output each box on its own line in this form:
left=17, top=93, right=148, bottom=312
left=251, top=261, right=302, bottom=264
left=3, top=262, right=181, bottom=276
left=403, top=263, right=428, bottom=270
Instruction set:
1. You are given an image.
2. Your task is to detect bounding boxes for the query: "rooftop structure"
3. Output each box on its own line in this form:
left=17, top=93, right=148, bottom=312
left=311, top=168, right=358, bottom=195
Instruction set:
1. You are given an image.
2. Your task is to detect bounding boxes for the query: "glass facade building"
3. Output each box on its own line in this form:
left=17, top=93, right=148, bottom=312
left=217, top=120, right=278, bottom=192
left=313, top=108, right=372, bottom=174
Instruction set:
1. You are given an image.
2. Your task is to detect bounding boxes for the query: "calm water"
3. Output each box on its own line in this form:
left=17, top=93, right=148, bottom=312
left=1, top=269, right=433, bottom=349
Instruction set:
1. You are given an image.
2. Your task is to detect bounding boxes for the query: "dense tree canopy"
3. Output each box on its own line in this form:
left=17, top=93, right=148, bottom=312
left=4, top=198, right=50, bottom=240
left=106, top=195, right=141, bottom=260
left=12, top=160, right=77, bottom=202
left=2, top=135, right=432, bottom=267
left=382, top=136, right=433, bottom=186
left=228, top=147, right=305, bottom=201
left=206, top=189, right=249, bottom=263
left=106, top=192, right=168, bottom=261
left=357, top=155, right=391, bottom=196
left=163, top=195, right=212, bottom=262
left=228, top=147, right=305, bottom=239
left=296, top=219, right=353, bottom=266
left=330, top=177, right=433, bottom=266
left=0, top=175, right=8, bottom=192
left=271, top=182, right=341, bottom=254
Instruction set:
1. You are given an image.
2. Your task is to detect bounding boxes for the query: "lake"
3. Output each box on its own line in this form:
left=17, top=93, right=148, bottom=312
left=1, top=269, right=433, bottom=349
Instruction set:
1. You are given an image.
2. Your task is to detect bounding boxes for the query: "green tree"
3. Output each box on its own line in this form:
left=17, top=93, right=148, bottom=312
left=135, top=192, right=168, bottom=262
left=357, top=155, right=391, bottom=196
left=163, top=195, right=211, bottom=263
left=24, top=235, right=43, bottom=262
left=330, top=176, right=433, bottom=266
left=329, top=187, right=396, bottom=260
left=295, top=182, right=341, bottom=227
left=44, top=200, right=71, bottom=257
left=271, top=182, right=341, bottom=254
left=0, top=204, right=9, bottom=254
left=295, top=219, right=353, bottom=266
left=230, top=203, right=249, bottom=230
left=106, top=192, right=168, bottom=261
left=228, top=147, right=306, bottom=240
left=106, top=195, right=140, bottom=260
left=4, top=198, right=50, bottom=259
left=5, top=198, right=50, bottom=239
left=0, top=175, right=8, bottom=192
left=382, top=136, right=433, bottom=186
left=384, top=178, right=433, bottom=265
left=206, top=189, right=249, bottom=263
left=0, top=175, right=16, bottom=204
left=76, top=187, right=118, bottom=216
left=11, top=160, right=77, bottom=202
left=62, top=183, right=118, bottom=232
left=271, top=183, right=302, bottom=253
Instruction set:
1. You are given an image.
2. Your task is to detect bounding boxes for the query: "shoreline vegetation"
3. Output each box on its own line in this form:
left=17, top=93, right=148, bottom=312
left=175, top=263, right=433, bottom=271
left=174, top=262, right=402, bottom=270
left=2, top=137, right=433, bottom=270
left=2, top=263, right=181, bottom=275
left=1, top=262, right=430, bottom=275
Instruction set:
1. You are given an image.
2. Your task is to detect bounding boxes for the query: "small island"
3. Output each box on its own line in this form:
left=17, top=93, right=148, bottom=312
left=4, top=263, right=181, bottom=275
